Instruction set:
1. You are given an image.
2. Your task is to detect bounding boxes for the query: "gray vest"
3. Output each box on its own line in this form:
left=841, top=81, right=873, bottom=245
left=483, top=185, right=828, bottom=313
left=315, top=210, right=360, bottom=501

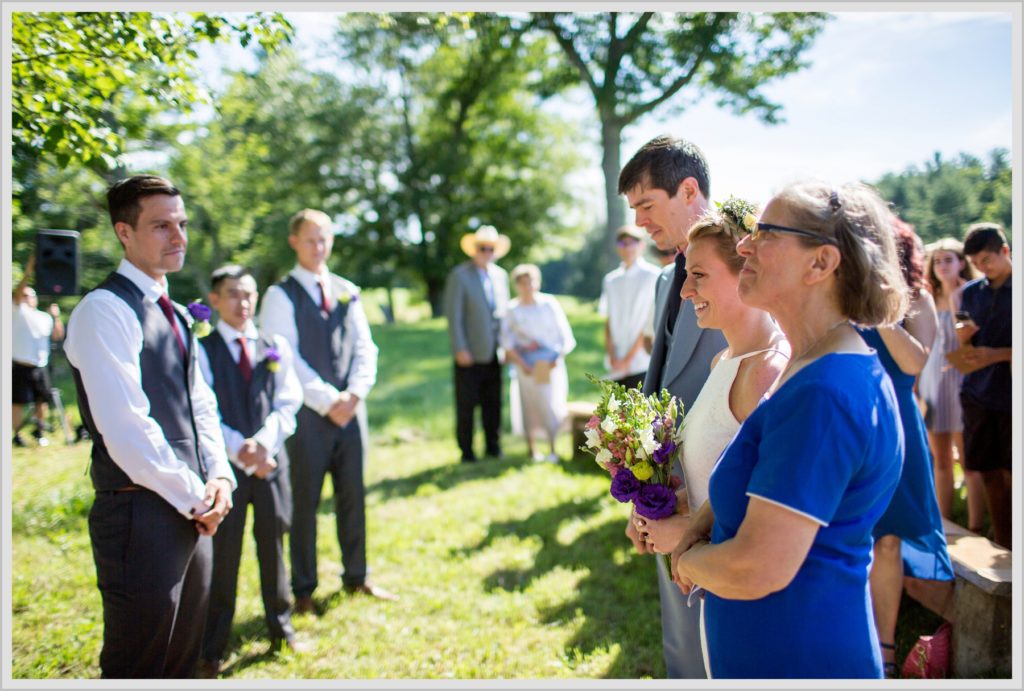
left=200, top=330, right=275, bottom=439
left=71, top=272, right=207, bottom=491
left=278, top=275, right=350, bottom=391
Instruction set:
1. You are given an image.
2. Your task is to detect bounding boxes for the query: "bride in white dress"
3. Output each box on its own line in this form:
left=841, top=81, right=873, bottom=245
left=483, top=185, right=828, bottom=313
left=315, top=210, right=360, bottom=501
left=633, top=201, right=789, bottom=675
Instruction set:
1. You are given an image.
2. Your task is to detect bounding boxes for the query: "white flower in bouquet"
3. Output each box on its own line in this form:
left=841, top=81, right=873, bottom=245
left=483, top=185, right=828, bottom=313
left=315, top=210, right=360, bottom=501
left=584, top=427, right=602, bottom=449
left=638, top=427, right=660, bottom=457
left=601, top=415, right=618, bottom=434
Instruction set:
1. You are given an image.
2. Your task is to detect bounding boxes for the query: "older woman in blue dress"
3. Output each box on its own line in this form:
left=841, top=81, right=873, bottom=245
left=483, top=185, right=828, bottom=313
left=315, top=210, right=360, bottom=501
left=670, top=181, right=908, bottom=678
left=501, top=264, right=576, bottom=462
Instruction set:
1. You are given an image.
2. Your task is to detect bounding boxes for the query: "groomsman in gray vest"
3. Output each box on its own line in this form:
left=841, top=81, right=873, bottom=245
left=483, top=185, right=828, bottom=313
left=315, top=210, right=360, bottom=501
left=617, top=136, right=725, bottom=679
left=260, top=209, right=395, bottom=613
left=195, top=265, right=305, bottom=677
left=443, top=225, right=511, bottom=463
left=64, top=175, right=236, bottom=677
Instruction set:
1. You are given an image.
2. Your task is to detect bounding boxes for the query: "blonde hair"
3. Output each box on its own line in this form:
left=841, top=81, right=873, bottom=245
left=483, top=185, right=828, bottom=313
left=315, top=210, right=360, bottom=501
left=288, top=208, right=332, bottom=236
left=510, top=263, right=541, bottom=287
left=772, top=181, right=909, bottom=326
left=688, top=209, right=749, bottom=275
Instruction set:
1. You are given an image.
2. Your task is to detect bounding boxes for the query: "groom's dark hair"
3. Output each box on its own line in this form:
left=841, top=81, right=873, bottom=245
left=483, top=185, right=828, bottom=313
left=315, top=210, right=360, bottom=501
left=107, top=174, right=181, bottom=228
left=618, top=135, right=710, bottom=200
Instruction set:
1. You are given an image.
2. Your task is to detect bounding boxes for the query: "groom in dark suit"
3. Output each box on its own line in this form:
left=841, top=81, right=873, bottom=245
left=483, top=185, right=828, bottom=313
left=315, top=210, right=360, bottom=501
left=617, top=135, right=726, bottom=679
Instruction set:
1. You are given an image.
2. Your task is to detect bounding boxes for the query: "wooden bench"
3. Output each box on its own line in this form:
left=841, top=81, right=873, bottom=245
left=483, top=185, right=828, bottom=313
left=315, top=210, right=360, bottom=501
left=904, top=518, right=1011, bottom=677
left=566, top=400, right=597, bottom=459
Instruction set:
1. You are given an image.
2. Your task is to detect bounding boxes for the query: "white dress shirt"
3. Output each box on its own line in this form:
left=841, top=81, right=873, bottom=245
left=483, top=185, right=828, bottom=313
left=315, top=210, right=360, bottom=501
left=258, top=264, right=378, bottom=416
left=63, top=258, right=235, bottom=518
left=598, top=258, right=660, bottom=376
left=196, top=320, right=303, bottom=475
left=12, top=301, right=54, bottom=367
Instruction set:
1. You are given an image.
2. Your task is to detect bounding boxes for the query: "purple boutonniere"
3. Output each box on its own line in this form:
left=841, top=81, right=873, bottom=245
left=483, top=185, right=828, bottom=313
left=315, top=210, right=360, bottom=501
left=338, top=290, right=359, bottom=305
left=265, top=346, right=281, bottom=372
left=187, top=301, right=212, bottom=337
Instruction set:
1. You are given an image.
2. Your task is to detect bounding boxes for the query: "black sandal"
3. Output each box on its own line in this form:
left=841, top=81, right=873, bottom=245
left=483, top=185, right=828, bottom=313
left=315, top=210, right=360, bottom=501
left=880, top=641, right=898, bottom=679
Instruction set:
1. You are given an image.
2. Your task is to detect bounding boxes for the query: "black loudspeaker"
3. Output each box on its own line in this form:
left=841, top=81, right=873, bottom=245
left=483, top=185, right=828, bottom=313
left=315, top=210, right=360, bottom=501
left=35, top=229, right=81, bottom=296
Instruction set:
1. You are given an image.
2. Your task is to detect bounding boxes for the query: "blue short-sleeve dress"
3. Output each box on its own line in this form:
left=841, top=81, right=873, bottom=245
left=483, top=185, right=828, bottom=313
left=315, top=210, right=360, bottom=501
left=703, top=353, right=903, bottom=678
left=859, top=327, right=954, bottom=581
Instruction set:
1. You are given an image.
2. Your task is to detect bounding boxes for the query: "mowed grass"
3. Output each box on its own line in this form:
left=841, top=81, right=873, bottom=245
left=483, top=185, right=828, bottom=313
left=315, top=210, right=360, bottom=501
left=9, top=294, right=964, bottom=678
left=11, top=296, right=671, bottom=679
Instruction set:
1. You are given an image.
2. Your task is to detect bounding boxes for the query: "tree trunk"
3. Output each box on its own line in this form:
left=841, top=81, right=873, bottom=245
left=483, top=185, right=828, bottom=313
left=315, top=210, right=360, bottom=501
left=427, top=276, right=445, bottom=318
left=384, top=284, right=396, bottom=324
left=600, top=116, right=626, bottom=243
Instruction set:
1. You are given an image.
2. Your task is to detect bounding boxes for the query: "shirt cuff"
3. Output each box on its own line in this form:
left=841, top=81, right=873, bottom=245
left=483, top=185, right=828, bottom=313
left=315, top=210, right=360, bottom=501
left=346, top=382, right=372, bottom=402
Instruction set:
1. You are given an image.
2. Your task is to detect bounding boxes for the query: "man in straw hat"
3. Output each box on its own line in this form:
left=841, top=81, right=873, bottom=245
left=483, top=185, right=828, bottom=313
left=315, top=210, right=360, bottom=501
left=444, top=225, right=511, bottom=463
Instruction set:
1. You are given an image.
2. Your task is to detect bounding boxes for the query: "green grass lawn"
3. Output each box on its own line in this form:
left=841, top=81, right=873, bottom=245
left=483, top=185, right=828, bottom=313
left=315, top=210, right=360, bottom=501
left=8, top=295, right=965, bottom=678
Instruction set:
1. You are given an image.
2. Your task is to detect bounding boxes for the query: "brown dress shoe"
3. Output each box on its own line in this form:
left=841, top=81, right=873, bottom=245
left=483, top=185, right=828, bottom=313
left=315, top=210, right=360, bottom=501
left=344, top=582, right=398, bottom=601
left=194, top=658, right=221, bottom=678
left=293, top=595, right=316, bottom=615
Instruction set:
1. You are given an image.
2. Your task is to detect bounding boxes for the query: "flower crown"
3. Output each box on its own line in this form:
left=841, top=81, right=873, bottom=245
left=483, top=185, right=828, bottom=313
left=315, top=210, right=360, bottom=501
left=715, top=195, right=758, bottom=234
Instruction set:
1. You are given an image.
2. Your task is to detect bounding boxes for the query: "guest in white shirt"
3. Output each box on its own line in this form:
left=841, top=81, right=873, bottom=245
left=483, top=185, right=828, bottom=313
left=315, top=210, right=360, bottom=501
left=63, top=174, right=235, bottom=678
left=12, top=255, right=64, bottom=447
left=259, top=208, right=394, bottom=611
left=502, top=264, right=576, bottom=462
left=194, top=265, right=306, bottom=677
left=598, top=225, right=660, bottom=389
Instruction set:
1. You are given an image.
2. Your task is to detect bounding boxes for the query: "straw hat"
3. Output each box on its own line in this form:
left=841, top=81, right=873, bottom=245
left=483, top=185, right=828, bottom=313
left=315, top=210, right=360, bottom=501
left=460, top=225, right=511, bottom=259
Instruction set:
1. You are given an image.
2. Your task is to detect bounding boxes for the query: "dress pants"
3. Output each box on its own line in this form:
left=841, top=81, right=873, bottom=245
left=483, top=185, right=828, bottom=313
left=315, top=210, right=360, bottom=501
left=656, top=553, right=707, bottom=678
left=286, top=407, right=366, bottom=596
left=454, top=357, right=502, bottom=459
left=88, top=489, right=212, bottom=678
left=201, top=461, right=294, bottom=662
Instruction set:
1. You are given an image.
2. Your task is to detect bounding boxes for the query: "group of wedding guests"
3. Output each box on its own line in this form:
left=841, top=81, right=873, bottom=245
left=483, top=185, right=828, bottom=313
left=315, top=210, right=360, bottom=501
left=605, top=136, right=1012, bottom=679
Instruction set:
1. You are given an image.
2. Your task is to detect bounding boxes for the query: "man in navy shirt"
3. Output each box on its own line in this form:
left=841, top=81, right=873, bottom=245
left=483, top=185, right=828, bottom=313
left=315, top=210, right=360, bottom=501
left=956, top=222, right=1012, bottom=549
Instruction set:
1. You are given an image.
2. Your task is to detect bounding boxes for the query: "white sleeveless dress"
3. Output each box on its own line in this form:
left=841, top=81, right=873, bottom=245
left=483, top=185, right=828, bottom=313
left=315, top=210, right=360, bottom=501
left=678, top=347, right=782, bottom=679
left=680, top=348, right=780, bottom=510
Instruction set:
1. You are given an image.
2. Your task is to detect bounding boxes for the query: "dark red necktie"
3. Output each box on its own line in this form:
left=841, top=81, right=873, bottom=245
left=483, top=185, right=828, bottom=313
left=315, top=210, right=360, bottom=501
left=318, top=279, right=331, bottom=315
left=237, top=337, right=253, bottom=383
left=156, top=293, right=187, bottom=359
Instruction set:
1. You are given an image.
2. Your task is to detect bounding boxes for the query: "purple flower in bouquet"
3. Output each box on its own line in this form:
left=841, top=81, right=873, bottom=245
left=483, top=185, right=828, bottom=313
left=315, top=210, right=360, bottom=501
left=633, top=483, right=676, bottom=520
left=610, top=467, right=641, bottom=503
left=652, top=439, right=677, bottom=465
left=186, top=301, right=212, bottom=337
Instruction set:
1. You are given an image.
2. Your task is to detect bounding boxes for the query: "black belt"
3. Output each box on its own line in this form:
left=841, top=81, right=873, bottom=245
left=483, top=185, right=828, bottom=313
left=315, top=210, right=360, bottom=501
left=96, top=485, right=144, bottom=495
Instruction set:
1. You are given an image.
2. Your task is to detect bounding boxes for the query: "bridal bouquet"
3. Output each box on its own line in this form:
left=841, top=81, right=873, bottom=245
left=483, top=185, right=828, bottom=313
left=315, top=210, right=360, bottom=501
left=580, top=375, right=684, bottom=571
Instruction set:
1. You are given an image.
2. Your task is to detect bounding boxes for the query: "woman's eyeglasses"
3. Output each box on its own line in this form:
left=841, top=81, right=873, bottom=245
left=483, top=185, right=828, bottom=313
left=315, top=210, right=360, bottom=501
left=749, top=222, right=838, bottom=247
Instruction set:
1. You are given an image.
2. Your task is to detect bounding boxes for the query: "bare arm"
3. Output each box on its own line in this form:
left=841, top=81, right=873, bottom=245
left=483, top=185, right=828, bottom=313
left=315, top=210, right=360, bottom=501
left=672, top=496, right=820, bottom=600
left=875, top=291, right=937, bottom=376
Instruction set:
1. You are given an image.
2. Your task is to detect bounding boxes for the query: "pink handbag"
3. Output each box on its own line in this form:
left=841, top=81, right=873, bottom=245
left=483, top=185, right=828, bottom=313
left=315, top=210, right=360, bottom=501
left=901, top=622, right=952, bottom=678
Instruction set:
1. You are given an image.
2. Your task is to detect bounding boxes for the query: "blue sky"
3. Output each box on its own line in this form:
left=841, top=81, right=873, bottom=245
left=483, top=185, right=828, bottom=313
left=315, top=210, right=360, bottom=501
left=199, top=10, right=1014, bottom=224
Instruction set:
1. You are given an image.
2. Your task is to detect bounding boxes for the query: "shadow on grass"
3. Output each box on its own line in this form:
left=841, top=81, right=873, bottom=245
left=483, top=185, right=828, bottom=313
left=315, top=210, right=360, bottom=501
left=216, top=612, right=281, bottom=677
left=358, top=456, right=529, bottom=505
left=458, top=492, right=664, bottom=678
